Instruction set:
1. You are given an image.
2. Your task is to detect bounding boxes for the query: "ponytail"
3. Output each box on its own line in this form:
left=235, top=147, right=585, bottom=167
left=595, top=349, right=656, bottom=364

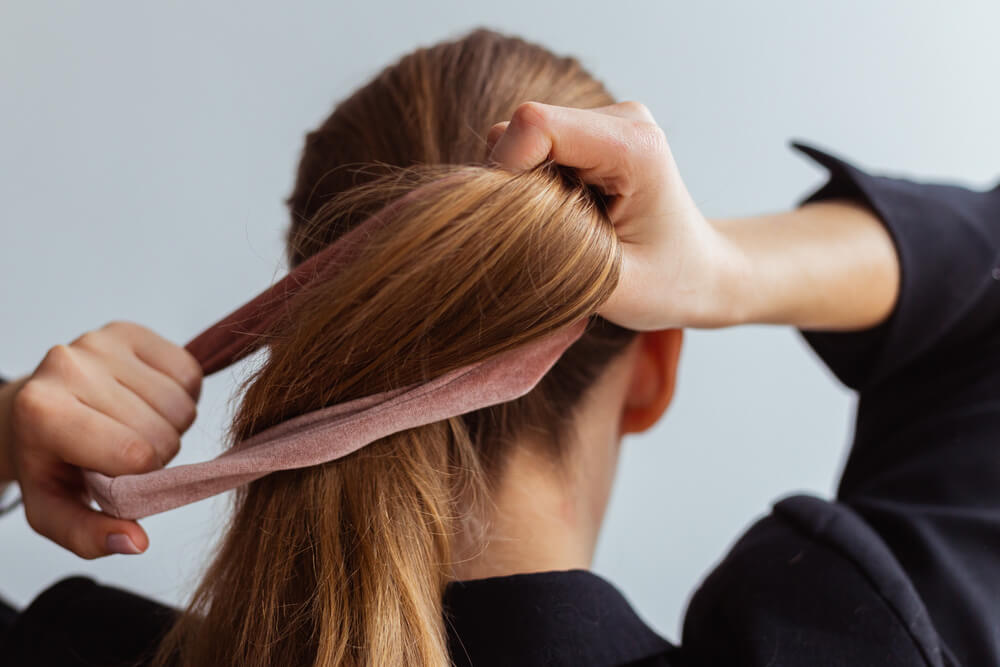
left=152, top=163, right=623, bottom=666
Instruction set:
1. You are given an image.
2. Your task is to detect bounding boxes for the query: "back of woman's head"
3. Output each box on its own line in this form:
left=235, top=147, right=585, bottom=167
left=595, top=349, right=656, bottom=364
left=152, top=27, right=638, bottom=667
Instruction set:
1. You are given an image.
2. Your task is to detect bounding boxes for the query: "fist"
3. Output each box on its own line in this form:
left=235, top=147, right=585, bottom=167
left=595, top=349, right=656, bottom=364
left=4, top=321, right=202, bottom=558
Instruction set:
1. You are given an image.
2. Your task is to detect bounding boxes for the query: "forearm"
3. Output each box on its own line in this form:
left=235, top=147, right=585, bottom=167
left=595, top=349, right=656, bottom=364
left=712, top=199, right=901, bottom=331
left=0, top=376, right=27, bottom=484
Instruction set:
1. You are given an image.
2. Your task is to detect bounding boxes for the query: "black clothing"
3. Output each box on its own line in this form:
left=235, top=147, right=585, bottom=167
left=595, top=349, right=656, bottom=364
left=2, top=142, right=999, bottom=666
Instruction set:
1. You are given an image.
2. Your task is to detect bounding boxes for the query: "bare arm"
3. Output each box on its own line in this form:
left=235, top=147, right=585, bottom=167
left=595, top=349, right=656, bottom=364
left=710, top=198, right=901, bottom=331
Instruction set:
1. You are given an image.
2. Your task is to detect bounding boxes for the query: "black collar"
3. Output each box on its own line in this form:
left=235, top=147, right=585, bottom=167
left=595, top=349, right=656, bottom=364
left=443, top=569, right=675, bottom=666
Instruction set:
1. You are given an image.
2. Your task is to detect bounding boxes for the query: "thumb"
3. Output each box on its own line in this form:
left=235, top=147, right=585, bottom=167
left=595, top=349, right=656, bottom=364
left=23, top=485, right=149, bottom=559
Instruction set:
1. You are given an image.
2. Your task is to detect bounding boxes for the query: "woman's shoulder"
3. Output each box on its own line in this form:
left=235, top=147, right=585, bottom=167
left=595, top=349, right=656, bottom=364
left=1, top=575, right=177, bottom=667
left=681, top=494, right=954, bottom=666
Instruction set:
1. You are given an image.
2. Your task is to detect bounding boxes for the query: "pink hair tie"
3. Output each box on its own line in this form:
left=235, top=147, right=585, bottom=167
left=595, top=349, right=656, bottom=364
left=82, top=190, right=588, bottom=520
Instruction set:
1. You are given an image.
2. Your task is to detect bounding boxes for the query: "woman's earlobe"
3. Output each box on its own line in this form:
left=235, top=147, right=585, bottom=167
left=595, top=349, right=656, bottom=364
left=619, top=329, right=683, bottom=435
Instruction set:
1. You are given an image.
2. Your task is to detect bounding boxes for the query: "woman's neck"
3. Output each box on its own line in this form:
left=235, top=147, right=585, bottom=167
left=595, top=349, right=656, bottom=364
left=451, top=428, right=624, bottom=582
left=450, top=341, right=636, bottom=582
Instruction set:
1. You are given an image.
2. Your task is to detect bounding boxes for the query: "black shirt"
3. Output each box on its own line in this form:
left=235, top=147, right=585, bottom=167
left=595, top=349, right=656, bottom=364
left=2, top=142, right=999, bottom=667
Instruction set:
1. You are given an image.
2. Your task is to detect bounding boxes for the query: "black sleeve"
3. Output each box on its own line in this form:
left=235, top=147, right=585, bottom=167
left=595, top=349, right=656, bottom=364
left=792, top=142, right=1000, bottom=666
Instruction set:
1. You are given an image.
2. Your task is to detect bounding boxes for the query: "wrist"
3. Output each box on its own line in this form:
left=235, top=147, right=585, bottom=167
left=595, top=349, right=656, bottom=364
left=709, top=211, right=807, bottom=328
left=0, top=376, right=28, bottom=483
left=687, top=219, right=757, bottom=329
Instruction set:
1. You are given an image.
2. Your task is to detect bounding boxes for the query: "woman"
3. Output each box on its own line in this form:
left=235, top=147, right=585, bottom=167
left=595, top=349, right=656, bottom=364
left=1, top=26, right=998, bottom=667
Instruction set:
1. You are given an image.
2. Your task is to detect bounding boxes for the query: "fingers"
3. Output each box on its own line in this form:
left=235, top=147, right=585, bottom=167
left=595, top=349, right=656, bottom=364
left=74, top=326, right=198, bottom=435
left=74, top=346, right=195, bottom=467
left=13, top=320, right=203, bottom=477
left=485, top=100, right=669, bottom=201
left=22, top=475, right=148, bottom=559
left=8, top=320, right=200, bottom=559
left=101, top=321, right=203, bottom=402
left=60, top=322, right=201, bottom=468
left=485, top=101, right=655, bottom=156
left=110, top=353, right=198, bottom=439
left=74, top=376, right=181, bottom=470
left=12, top=380, right=163, bottom=476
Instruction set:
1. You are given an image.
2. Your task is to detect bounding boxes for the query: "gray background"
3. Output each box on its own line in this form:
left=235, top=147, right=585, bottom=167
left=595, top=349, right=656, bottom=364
left=2, top=0, right=998, bottom=643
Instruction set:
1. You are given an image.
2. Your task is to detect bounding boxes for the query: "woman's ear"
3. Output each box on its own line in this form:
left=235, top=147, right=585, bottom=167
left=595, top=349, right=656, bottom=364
left=619, top=329, right=683, bottom=436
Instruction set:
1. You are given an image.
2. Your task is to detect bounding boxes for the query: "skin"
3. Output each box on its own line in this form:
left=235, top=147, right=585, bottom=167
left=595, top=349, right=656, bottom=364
left=0, top=101, right=900, bottom=571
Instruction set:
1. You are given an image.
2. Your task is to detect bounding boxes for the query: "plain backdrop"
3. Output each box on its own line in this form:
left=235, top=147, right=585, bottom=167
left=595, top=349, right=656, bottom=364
left=2, top=0, right=998, bottom=643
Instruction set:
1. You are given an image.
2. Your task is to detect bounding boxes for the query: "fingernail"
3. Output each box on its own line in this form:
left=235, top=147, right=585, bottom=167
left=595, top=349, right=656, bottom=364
left=106, top=533, right=142, bottom=555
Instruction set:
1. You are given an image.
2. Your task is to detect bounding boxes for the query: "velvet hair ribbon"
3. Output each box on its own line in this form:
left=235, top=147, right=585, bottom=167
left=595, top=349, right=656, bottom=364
left=82, top=186, right=589, bottom=520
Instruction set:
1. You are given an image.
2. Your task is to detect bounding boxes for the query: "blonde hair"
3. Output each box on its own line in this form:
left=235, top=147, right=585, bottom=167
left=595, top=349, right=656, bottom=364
left=151, top=27, right=638, bottom=666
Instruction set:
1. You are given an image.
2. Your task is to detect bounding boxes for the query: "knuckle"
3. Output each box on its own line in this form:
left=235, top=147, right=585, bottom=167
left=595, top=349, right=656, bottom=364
left=120, top=439, right=158, bottom=472
left=40, top=344, right=78, bottom=378
left=11, top=380, right=51, bottom=426
left=510, top=101, right=549, bottom=130
left=102, top=320, right=132, bottom=334
left=103, top=320, right=145, bottom=342
left=619, top=100, right=656, bottom=122
left=71, top=330, right=104, bottom=352
left=628, top=121, right=669, bottom=161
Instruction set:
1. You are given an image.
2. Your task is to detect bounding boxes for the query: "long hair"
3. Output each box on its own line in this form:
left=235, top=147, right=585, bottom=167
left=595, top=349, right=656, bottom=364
left=151, top=27, right=639, bottom=667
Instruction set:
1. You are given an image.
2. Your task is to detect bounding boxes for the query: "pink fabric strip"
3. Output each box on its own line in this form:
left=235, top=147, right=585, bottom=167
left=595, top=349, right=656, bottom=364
left=82, top=186, right=588, bottom=520
left=84, top=320, right=585, bottom=519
